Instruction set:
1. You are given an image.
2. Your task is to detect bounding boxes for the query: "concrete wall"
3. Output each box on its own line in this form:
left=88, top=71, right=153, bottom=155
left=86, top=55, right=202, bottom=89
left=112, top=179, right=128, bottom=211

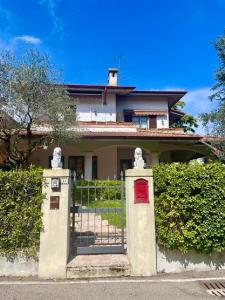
left=126, top=169, right=156, bottom=276
left=156, top=115, right=168, bottom=129
left=0, top=256, right=38, bottom=276
left=2, top=248, right=225, bottom=277
left=76, top=94, right=116, bottom=122
left=157, top=247, right=225, bottom=273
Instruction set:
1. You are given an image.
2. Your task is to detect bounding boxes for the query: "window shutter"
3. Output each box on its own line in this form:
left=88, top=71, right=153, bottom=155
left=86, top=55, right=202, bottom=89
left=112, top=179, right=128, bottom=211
left=149, top=116, right=157, bottom=128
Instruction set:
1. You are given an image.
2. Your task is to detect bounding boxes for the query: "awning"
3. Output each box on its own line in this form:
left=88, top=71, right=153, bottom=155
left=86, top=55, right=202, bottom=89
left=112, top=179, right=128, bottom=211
left=124, top=110, right=167, bottom=116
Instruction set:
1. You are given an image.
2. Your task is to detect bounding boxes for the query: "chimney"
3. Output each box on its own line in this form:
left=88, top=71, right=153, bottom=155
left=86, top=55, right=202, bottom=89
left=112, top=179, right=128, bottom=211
left=108, top=68, right=118, bottom=86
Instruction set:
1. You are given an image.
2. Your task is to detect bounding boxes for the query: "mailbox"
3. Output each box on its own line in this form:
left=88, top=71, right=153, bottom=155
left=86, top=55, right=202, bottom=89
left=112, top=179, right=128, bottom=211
left=134, top=178, right=149, bottom=204
left=51, top=177, right=61, bottom=191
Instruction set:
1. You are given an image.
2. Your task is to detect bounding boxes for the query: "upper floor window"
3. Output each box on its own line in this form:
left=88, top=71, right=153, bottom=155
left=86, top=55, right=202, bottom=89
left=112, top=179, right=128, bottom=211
left=132, top=116, right=148, bottom=129
left=123, top=110, right=159, bottom=129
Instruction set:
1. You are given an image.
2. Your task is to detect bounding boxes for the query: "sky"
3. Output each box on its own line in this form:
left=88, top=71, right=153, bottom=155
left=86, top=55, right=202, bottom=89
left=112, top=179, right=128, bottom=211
left=0, top=0, right=224, bottom=133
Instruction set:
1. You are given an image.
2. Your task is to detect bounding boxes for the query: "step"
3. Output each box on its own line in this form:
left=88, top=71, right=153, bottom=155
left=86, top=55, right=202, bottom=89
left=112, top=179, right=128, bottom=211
left=67, top=254, right=130, bottom=279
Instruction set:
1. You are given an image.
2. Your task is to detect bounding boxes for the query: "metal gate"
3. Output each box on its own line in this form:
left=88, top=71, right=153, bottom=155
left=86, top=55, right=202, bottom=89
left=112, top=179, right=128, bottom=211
left=70, top=178, right=126, bottom=255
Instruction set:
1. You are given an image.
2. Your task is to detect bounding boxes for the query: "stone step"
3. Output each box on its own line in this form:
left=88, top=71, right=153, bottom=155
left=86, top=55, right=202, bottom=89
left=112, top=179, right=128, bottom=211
left=67, top=254, right=130, bottom=279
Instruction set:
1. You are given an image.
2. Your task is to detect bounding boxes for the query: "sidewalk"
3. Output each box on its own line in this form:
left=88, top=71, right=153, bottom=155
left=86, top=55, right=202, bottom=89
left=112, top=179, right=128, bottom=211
left=1, top=269, right=225, bottom=282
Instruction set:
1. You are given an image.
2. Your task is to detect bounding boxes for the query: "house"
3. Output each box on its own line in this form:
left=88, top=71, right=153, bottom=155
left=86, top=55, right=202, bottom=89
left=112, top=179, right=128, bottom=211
left=30, top=68, right=208, bottom=180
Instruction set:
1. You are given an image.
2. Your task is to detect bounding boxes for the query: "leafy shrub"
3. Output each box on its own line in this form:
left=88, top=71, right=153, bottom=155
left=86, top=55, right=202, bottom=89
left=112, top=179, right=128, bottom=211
left=0, top=167, right=44, bottom=259
left=73, top=180, right=122, bottom=205
left=154, top=162, right=225, bottom=254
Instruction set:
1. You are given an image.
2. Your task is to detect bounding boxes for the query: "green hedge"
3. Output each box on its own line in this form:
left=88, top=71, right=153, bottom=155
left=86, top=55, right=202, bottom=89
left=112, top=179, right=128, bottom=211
left=0, top=167, right=44, bottom=259
left=73, top=180, right=122, bottom=204
left=154, top=162, right=225, bottom=254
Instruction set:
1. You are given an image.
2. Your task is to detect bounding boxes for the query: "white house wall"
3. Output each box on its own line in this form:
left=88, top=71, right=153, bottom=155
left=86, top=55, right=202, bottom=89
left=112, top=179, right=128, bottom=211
left=76, top=93, right=116, bottom=122
left=117, top=96, right=168, bottom=111
left=75, top=94, right=169, bottom=128
left=157, top=115, right=169, bottom=129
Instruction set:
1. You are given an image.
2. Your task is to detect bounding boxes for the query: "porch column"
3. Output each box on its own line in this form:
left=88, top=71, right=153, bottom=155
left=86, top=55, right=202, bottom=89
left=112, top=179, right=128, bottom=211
left=39, top=169, right=71, bottom=279
left=125, top=169, right=156, bottom=276
left=84, top=152, right=92, bottom=180
left=151, top=152, right=160, bottom=165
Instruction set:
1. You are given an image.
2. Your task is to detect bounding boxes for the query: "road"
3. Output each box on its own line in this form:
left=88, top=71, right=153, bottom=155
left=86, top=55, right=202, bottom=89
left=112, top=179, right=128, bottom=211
left=0, top=278, right=216, bottom=300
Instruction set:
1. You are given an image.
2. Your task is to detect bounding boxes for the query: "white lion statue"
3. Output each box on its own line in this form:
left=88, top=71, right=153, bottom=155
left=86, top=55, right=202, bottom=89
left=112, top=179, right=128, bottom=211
left=51, top=147, right=63, bottom=169
left=133, top=147, right=145, bottom=169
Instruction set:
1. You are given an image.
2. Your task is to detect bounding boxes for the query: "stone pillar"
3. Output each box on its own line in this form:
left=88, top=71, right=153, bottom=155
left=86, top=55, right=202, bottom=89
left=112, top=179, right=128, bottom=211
left=151, top=152, right=160, bottom=165
left=125, top=169, right=156, bottom=276
left=84, top=152, right=92, bottom=180
left=38, top=169, right=71, bottom=279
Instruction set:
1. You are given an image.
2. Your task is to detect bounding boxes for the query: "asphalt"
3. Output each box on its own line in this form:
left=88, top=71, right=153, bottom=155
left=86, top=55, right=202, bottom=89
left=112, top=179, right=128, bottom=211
left=1, top=270, right=225, bottom=300
left=0, top=281, right=212, bottom=300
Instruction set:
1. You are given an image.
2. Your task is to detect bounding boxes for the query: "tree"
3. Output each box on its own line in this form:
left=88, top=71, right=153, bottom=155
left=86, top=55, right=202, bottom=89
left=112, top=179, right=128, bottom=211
left=0, top=49, right=78, bottom=168
left=201, top=32, right=225, bottom=160
left=171, top=100, right=198, bottom=133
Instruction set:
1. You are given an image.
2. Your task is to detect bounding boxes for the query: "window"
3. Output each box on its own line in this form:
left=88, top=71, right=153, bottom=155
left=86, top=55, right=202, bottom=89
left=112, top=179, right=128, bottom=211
left=68, top=156, right=84, bottom=179
left=132, top=116, right=148, bottom=129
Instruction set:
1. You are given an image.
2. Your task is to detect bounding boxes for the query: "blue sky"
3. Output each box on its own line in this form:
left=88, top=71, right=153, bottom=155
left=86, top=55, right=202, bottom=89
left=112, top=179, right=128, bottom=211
left=0, top=0, right=224, bottom=132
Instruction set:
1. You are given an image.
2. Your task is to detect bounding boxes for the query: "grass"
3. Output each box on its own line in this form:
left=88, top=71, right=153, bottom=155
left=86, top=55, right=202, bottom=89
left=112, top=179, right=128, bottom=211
left=73, top=183, right=125, bottom=228
left=87, top=199, right=126, bottom=228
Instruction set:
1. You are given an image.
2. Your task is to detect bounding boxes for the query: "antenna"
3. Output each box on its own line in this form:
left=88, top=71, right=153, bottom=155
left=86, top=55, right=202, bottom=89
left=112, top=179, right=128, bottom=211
left=114, top=54, right=125, bottom=85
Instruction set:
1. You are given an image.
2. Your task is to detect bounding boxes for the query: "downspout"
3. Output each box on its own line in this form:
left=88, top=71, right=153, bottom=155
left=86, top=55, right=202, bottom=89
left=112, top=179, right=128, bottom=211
left=102, top=86, right=107, bottom=123
left=103, top=86, right=107, bottom=105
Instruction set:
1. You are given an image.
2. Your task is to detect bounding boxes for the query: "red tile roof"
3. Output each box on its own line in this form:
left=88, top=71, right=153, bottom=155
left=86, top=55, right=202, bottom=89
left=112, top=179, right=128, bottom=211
left=29, top=127, right=202, bottom=140
left=79, top=130, right=203, bottom=140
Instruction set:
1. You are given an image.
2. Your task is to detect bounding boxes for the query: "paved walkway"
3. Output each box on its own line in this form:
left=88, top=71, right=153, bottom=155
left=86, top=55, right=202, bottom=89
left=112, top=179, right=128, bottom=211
left=72, top=212, right=126, bottom=246
left=67, top=254, right=129, bottom=268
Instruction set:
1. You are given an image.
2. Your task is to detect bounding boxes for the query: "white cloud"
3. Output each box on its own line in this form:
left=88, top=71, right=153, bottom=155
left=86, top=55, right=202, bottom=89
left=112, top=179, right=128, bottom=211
left=38, top=0, right=64, bottom=39
left=182, top=87, right=217, bottom=135
left=13, top=35, right=42, bottom=45
left=182, top=87, right=214, bottom=116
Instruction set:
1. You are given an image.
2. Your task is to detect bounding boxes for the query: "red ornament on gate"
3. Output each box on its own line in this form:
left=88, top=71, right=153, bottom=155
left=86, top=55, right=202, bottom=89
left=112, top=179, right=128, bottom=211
left=134, top=178, right=149, bottom=204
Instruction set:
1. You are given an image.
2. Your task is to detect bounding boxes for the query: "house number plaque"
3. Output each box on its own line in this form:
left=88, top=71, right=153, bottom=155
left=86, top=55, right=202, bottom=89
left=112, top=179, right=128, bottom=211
left=134, top=178, right=149, bottom=204
left=50, top=196, right=60, bottom=209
